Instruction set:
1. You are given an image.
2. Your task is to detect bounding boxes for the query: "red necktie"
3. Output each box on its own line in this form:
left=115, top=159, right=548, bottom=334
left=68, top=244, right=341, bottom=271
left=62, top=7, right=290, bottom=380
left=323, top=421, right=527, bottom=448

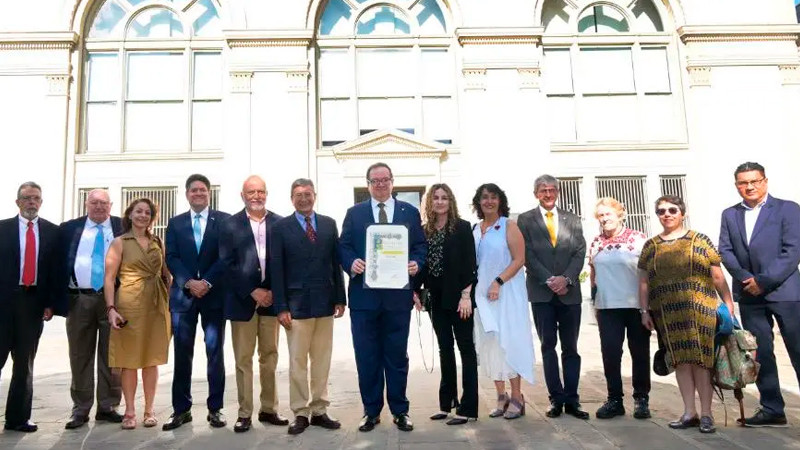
left=22, top=221, right=36, bottom=286
left=305, top=216, right=317, bottom=243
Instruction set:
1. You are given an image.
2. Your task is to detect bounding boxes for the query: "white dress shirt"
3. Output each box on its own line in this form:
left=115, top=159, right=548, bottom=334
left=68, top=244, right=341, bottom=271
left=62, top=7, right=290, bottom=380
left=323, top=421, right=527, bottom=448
left=72, top=217, right=113, bottom=289
left=18, top=215, right=40, bottom=285
left=248, top=212, right=267, bottom=282
left=743, top=195, right=768, bottom=244
left=191, top=207, right=209, bottom=241
left=538, top=205, right=559, bottom=238
left=371, top=197, right=395, bottom=223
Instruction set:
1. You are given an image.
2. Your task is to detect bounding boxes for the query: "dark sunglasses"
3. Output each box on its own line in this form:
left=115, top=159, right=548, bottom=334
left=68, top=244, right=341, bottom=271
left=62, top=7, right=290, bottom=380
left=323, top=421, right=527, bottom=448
left=656, top=207, right=680, bottom=216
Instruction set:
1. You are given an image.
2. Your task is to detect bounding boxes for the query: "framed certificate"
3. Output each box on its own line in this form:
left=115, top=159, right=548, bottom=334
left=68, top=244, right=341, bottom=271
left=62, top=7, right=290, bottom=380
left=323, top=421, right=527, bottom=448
left=364, top=224, right=409, bottom=289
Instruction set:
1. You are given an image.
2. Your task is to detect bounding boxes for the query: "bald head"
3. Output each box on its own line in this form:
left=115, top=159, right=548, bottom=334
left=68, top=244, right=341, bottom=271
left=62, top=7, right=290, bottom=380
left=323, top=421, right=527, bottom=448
left=241, top=175, right=267, bottom=216
left=86, top=189, right=112, bottom=223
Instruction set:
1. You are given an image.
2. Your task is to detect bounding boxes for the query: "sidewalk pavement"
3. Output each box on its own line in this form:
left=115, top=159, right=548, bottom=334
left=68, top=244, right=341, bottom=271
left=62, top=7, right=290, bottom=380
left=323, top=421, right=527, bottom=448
left=2, top=303, right=800, bottom=449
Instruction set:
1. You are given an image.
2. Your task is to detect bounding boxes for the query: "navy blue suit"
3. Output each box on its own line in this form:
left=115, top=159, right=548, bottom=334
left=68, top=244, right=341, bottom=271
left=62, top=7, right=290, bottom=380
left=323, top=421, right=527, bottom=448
left=165, top=209, right=230, bottom=414
left=338, top=200, right=427, bottom=417
left=719, top=195, right=800, bottom=416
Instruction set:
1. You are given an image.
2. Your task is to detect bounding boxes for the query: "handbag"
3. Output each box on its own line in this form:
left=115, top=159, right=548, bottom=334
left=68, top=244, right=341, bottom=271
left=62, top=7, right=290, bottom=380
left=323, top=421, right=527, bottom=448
left=419, top=288, right=432, bottom=312
left=716, top=302, right=735, bottom=337
left=713, top=325, right=760, bottom=425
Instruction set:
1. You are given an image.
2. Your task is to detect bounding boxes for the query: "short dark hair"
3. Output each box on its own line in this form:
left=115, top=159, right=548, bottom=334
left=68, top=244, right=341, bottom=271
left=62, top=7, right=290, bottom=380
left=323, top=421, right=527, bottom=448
left=654, top=195, right=686, bottom=215
left=17, top=181, right=42, bottom=199
left=472, top=183, right=511, bottom=219
left=734, top=162, right=766, bottom=178
left=185, top=174, right=211, bottom=191
left=366, top=162, right=393, bottom=181
left=290, top=178, right=315, bottom=194
left=122, top=198, right=158, bottom=237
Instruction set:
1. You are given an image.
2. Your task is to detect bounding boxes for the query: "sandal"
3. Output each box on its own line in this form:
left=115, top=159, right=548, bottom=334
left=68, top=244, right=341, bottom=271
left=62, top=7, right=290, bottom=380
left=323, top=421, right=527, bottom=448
left=489, top=392, right=509, bottom=418
left=121, top=414, right=137, bottom=430
left=143, top=412, right=158, bottom=428
left=504, top=395, right=526, bottom=420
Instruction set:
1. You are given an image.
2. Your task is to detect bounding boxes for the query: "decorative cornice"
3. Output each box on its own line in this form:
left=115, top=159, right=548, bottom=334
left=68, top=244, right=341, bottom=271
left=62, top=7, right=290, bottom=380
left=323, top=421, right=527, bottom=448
left=463, top=68, right=487, bottom=91
left=225, top=29, right=313, bottom=48
left=0, top=31, right=79, bottom=51
left=550, top=142, right=690, bottom=153
left=75, top=152, right=224, bottom=162
left=678, top=25, right=800, bottom=44
left=456, top=27, right=542, bottom=46
left=46, top=74, right=71, bottom=97
left=780, top=65, right=800, bottom=85
left=286, top=70, right=309, bottom=93
left=687, top=66, right=712, bottom=87
left=518, top=68, right=541, bottom=90
left=329, top=129, right=447, bottom=160
left=230, top=71, right=253, bottom=93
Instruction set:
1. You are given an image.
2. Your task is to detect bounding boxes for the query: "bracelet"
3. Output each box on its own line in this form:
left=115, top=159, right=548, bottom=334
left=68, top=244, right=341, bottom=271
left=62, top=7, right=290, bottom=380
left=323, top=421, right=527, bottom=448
left=494, top=277, right=504, bottom=286
left=639, top=309, right=649, bottom=315
left=106, top=305, right=117, bottom=314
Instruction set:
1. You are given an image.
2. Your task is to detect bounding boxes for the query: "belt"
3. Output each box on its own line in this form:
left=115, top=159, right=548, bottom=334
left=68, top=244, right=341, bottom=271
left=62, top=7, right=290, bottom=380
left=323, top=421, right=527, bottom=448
left=69, top=288, right=103, bottom=295
left=17, top=285, right=37, bottom=293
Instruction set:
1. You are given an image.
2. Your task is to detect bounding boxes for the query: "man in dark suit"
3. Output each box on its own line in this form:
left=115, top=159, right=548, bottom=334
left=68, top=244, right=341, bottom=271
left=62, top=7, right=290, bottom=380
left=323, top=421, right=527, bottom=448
left=219, top=175, right=287, bottom=433
left=0, top=181, right=59, bottom=432
left=339, top=162, right=427, bottom=432
left=162, top=174, right=230, bottom=430
left=518, top=174, right=588, bottom=420
left=271, top=178, right=346, bottom=435
left=57, top=189, right=123, bottom=429
left=719, top=161, right=800, bottom=427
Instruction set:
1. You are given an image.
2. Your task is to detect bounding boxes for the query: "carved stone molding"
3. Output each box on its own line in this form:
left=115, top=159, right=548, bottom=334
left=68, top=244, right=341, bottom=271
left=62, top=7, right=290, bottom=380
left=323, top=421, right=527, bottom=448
left=687, top=66, right=712, bottom=87
left=226, top=30, right=313, bottom=48
left=230, top=71, right=253, bottom=93
left=0, top=32, right=78, bottom=51
left=46, top=74, right=70, bottom=97
left=456, top=27, right=542, bottom=46
left=779, top=65, right=800, bottom=86
left=678, top=25, right=800, bottom=44
left=286, top=71, right=310, bottom=93
left=329, top=129, right=446, bottom=160
left=463, top=69, right=487, bottom=91
left=518, top=68, right=541, bottom=90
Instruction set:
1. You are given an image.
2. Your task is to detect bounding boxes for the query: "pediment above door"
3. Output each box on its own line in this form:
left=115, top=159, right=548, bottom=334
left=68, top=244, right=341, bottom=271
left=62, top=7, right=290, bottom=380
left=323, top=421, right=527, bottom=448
left=328, top=129, right=448, bottom=160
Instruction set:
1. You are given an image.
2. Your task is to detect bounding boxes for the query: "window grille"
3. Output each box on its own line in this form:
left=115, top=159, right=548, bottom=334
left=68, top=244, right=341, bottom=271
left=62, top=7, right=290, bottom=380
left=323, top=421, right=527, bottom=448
left=659, top=174, right=689, bottom=228
left=77, top=187, right=107, bottom=217
left=121, top=187, right=178, bottom=241
left=557, top=177, right=583, bottom=218
left=595, top=176, right=650, bottom=234
left=210, top=185, right=220, bottom=211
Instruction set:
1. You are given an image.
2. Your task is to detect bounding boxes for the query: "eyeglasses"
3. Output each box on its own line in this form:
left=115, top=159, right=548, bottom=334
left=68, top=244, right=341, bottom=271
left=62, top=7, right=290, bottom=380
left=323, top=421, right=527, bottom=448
left=244, top=189, right=267, bottom=197
left=368, top=178, right=393, bottom=186
left=19, top=196, right=42, bottom=202
left=656, top=207, right=680, bottom=216
left=735, top=178, right=766, bottom=189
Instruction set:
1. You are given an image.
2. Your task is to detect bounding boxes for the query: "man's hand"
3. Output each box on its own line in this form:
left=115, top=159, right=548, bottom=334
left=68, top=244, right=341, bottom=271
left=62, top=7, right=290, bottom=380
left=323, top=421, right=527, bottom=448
left=351, top=259, right=366, bottom=275
left=334, top=304, right=346, bottom=318
left=42, top=307, right=53, bottom=321
left=186, top=279, right=209, bottom=298
left=412, top=292, right=423, bottom=311
left=546, top=276, right=568, bottom=293
left=251, top=288, right=273, bottom=307
left=278, top=311, right=292, bottom=330
left=554, top=286, right=569, bottom=296
left=408, top=261, right=419, bottom=276
left=743, top=277, right=764, bottom=296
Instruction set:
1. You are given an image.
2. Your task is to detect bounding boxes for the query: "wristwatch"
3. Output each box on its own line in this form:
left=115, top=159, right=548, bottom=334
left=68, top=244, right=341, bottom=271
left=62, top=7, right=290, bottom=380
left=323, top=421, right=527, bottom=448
left=494, top=277, right=505, bottom=286
left=564, top=276, right=574, bottom=286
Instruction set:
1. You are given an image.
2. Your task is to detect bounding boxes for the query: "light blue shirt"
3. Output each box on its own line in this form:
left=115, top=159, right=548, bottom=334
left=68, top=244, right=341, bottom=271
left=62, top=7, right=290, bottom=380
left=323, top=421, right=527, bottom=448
left=294, top=211, right=317, bottom=232
left=191, top=207, right=209, bottom=239
left=73, top=217, right=113, bottom=288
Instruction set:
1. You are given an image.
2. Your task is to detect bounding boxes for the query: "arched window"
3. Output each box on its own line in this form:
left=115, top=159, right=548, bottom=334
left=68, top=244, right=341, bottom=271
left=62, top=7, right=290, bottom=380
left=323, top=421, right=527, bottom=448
left=83, top=0, right=223, bottom=154
left=541, top=0, right=680, bottom=144
left=316, top=0, right=455, bottom=147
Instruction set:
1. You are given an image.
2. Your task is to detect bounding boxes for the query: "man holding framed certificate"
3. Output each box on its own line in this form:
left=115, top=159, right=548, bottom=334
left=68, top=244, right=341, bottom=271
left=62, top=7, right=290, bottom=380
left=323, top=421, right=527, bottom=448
left=339, top=162, right=427, bottom=433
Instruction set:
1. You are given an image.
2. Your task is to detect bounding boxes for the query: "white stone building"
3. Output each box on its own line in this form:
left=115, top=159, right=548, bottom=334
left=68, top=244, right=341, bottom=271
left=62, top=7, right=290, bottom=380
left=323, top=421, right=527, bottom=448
left=0, top=0, right=799, bottom=245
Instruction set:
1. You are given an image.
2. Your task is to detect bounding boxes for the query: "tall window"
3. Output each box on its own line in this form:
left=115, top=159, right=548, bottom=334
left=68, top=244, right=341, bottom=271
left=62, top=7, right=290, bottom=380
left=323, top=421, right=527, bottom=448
left=83, top=0, right=223, bottom=154
left=596, top=176, right=650, bottom=234
left=122, top=186, right=179, bottom=240
left=542, top=0, right=680, bottom=144
left=557, top=177, right=584, bottom=218
left=317, top=0, right=455, bottom=147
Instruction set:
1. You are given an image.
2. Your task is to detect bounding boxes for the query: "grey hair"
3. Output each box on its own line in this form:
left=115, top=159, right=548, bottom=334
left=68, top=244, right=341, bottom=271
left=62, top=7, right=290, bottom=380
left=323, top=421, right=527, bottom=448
left=17, top=181, right=42, bottom=199
left=534, top=175, right=559, bottom=193
left=290, top=178, right=315, bottom=194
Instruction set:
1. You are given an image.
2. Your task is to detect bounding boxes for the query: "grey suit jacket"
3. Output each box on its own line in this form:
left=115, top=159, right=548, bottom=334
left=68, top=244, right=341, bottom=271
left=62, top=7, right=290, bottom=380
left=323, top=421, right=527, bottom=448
left=518, top=207, right=586, bottom=305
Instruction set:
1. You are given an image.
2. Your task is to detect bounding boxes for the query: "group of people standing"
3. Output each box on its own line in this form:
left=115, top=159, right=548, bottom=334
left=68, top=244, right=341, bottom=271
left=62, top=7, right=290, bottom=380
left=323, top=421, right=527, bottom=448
left=0, top=161, right=798, bottom=437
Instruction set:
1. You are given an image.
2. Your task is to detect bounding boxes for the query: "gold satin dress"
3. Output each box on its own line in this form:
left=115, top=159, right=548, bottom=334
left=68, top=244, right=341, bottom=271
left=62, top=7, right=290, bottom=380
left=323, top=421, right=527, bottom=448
left=109, top=233, right=171, bottom=369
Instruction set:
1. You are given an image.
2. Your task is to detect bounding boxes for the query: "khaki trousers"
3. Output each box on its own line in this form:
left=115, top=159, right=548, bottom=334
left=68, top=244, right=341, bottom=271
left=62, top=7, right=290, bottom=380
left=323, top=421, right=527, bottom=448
left=231, top=314, right=279, bottom=418
left=286, top=316, right=334, bottom=418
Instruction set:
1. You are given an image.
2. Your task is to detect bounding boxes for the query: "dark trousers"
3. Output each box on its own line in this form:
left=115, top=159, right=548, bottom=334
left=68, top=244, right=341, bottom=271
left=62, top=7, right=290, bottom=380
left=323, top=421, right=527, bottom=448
left=532, top=298, right=582, bottom=406
left=429, top=285, right=478, bottom=417
left=66, top=291, right=121, bottom=416
left=597, top=308, right=651, bottom=401
left=0, top=289, right=43, bottom=426
left=350, top=308, right=411, bottom=417
left=170, top=306, right=226, bottom=413
left=740, top=300, right=800, bottom=416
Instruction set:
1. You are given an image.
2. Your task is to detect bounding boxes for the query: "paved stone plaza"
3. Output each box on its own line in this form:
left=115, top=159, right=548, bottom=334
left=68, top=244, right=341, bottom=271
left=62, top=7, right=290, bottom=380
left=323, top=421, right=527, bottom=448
left=2, top=306, right=800, bottom=449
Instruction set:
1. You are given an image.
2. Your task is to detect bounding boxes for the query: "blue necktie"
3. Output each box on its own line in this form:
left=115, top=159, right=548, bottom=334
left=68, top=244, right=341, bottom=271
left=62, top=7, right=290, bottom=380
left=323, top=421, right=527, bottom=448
left=90, top=224, right=105, bottom=291
left=193, top=214, right=202, bottom=253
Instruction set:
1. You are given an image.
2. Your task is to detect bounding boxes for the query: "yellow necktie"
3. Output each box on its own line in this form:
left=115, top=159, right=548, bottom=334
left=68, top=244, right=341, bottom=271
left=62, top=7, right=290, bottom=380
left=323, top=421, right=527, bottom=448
left=545, top=211, right=557, bottom=247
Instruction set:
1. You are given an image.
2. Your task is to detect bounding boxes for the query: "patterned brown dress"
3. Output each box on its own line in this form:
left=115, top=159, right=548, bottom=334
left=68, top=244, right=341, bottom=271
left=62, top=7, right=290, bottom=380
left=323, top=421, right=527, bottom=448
left=637, top=230, right=720, bottom=369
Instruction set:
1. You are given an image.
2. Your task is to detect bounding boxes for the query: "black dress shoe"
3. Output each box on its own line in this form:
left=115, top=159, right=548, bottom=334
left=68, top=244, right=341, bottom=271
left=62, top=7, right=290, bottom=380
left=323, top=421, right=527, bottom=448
left=288, top=416, right=309, bottom=435
left=207, top=410, right=227, bottom=428
left=258, top=411, right=289, bottom=426
left=162, top=410, right=193, bottom=431
left=429, top=412, right=449, bottom=420
left=65, top=415, right=89, bottom=430
left=446, top=416, right=476, bottom=426
left=393, top=413, right=414, bottom=432
left=358, top=415, right=380, bottom=432
left=545, top=403, right=563, bottom=418
left=95, top=410, right=123, bottom=423
left=741, top=408, right=788, bottom=427
left=668, top=415, right=700, bottom=429
left=310, top=413, right=341, bottom=429
left=4, top=421, right=38, bottom=432
left=565, top=403, right=590, bottom=420
left=233, top=417, right=252, bottom=433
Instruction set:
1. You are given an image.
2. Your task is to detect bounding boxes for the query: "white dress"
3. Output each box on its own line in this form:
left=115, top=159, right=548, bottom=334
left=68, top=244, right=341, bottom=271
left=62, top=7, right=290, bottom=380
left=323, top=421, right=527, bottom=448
left=473, top=217, right=536, bottom=383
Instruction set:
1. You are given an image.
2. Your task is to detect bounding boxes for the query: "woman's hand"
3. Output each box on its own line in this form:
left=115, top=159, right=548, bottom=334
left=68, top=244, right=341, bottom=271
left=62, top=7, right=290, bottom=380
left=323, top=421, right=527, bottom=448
left=108, top=308, right=126, bottom=330
left=412, top=292, right=423, bottom=311
left=457, top=298, right=473, bottom=320
left=488, top=281, right=500, bottom=301
left=641, top=310, right=654, bottom=331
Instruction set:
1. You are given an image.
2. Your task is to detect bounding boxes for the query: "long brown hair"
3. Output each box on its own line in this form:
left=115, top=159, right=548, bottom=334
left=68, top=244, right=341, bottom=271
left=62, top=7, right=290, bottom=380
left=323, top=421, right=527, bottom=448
left=122, top=198, right=158, bottom=237
left=422, top=183, right=460, bottom=237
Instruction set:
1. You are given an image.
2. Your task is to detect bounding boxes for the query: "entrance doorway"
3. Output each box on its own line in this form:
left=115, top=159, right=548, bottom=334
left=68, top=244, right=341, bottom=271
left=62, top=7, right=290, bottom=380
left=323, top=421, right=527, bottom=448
left=353, top=186, right=426, bottom=209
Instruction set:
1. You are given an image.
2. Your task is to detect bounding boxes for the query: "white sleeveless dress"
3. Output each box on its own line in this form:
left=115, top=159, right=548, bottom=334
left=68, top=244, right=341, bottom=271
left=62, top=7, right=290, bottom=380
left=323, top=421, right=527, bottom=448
left=473, top=217, right=536, bottom=383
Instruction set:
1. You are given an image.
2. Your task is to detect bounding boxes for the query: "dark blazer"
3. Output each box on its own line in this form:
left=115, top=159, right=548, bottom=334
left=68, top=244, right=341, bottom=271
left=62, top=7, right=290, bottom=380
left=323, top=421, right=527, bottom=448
left=54, top=215, right=123, bottom=317
left=719, top=195, right=800, bottom=304
left=338, top=200, right=427, bottom=311
left=219, top=209, right=282, bottom=320
left=270, top=213, right=346, bottom=320
left=420, top=219, right=477, bottom=310
left=518, top=207, right=586, bottom=305
left=0, top=216, right=60, bottom=314
left=165, top=209, right=231, bottom=313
